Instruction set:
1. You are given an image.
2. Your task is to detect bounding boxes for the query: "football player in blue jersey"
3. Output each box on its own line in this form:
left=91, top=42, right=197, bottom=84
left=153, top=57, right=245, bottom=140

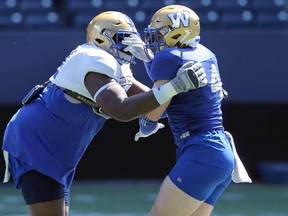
left=123, top=4, right=251, bottom=216
left=2, top=11, right=207, bottom=216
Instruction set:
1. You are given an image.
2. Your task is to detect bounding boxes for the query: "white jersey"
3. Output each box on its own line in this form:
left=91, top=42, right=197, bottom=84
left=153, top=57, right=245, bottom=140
left=50, top=44, right=133, bottom=100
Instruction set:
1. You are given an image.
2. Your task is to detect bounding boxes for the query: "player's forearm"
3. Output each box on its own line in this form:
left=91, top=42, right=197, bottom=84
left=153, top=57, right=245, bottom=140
left=102, top=91, right=161, bottom=122
left=146, top=100, right=170, bottom=121
left=126, top=78, right=150, bottom=96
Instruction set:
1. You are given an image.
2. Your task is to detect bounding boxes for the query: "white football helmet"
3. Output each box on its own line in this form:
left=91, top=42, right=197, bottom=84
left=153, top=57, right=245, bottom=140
left=87, top=11, right=139, bottom=64
left=145, top=5, right=201, bottom=52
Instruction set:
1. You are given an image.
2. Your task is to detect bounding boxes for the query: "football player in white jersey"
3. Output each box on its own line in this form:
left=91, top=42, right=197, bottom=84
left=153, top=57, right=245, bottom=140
left=2, top=11, right=207, bottom=216
left=123, top=5, right=251, bottom=216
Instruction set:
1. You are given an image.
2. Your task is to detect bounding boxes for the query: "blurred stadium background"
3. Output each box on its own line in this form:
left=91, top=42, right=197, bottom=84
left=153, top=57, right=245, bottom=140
left=0, top=0, right=288, bottom=215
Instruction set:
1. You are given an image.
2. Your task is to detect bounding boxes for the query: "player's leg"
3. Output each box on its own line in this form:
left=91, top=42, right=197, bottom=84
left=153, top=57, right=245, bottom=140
left=8, top=153, right=70, bottom=216
left=149, top=176, right=203, bottom=216
left=27, top=199, right=66, bottom=216
left=20, top=170, right=68, bottom=216
left=191, top=175, right=232, bottom=216
left=150, top=130, right=234, bottom=216
left=189, top=202, right=213, bottom=216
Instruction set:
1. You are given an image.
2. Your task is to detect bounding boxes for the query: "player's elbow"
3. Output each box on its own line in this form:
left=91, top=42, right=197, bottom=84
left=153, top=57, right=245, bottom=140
left=112, top=113, right=135, bottom=122
left=109, top=109, right=136, bottom=122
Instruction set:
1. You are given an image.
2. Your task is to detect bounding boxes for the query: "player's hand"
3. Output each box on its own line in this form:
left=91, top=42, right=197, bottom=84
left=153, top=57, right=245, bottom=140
left=134, top=116, right=165, bottom=141
left=122, top=34, right=154, bottom=62
left=171, top=61, right=207, bottom=93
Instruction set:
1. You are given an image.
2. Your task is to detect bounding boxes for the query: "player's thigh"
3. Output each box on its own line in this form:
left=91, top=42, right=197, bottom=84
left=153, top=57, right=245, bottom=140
left=28, top=199, right=66, bottom=216
left=191, top=202, right=213, bottom=216
left=205, top=175, right=232, bottom=206
left=150, top=176, right=203, bottom=216
left=170, top=133, right=234, bottom=202
left=20, top=170, right=67, bottom=216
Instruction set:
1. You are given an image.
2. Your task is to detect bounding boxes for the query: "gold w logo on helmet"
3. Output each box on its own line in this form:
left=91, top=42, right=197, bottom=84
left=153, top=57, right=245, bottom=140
left=167, top=11, right=190, bottom=29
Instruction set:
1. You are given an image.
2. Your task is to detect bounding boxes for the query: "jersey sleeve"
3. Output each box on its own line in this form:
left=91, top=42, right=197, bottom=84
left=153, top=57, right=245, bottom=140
left=148, top=49, right=183, bottom=82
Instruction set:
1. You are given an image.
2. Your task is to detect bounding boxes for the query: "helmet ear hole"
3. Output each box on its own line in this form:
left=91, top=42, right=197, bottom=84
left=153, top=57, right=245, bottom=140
left=95, top=38, right=104, bottom=44
left=172, top=34, right=181, bottom=40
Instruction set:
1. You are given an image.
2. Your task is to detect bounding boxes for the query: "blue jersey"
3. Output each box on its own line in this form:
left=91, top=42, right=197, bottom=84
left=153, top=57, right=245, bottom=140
left=147, top=44, right=224, bottom=145
left=3, top=83, right=105, bottom=186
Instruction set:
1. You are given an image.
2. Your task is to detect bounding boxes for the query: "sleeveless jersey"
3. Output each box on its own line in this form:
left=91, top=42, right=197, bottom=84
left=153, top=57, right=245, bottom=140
left=3, top=44, right=133, bottom=186
left=50, top=44, right=133, bottom=98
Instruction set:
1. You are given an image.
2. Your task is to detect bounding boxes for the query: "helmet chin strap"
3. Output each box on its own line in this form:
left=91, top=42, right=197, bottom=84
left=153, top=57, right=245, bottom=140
left=179, top=30, right=192, bottom=45
left=174, top=30, right=192, bottom=48
left=176, top=31, right=200, bottom=49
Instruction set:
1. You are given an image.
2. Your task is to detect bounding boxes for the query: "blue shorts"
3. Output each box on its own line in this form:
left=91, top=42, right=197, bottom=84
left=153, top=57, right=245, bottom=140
left=169, top=130, right=234, bottom=205
left=8, top=155, right=70, bottom=205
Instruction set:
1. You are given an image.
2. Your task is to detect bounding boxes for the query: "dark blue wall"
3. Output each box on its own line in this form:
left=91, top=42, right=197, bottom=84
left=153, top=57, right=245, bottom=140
left=1, top=29, right=288, bottom=104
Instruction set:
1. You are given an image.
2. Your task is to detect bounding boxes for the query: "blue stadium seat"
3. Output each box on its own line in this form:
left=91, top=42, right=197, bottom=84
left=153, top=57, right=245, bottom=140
left=72, top=12, right=96, bottom=28
left=1, top=0, right=286, bottom=30
left=178, top=0, right=214, bottom=13
left=250, top=0, right=288, bottom=28
left=65, top=0, right=102, bottom=13
left=198, top=10, right=221, bottom=29
left=214, top=0, right=250, bottom=11
left=251, top=0, right=286, bottom=11
left=64, top=0, right=103, bottom=28
left=139, top=0, right=168, bottom=13
left=66, top=0, right=139, bottom=28
left=105, top=0, right=135, bottom=11
left=71, top=10, right=141, bottom=29
left=18, top=0, right=55, bottom=13
left=256, top=11, right=288, bottom=28
left=0, top=11, right=23, bottom=29
left=221, top=11, right=254, bottom=28
left=23, top=12, right=61, bottom=29
left=0, top=0, right=18, bottom=13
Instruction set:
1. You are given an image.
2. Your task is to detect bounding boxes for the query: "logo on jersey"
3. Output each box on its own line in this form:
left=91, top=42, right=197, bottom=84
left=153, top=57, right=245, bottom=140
left=180, top=131, right=190, bottom=140
left=167, top=12, right=190, bottom=29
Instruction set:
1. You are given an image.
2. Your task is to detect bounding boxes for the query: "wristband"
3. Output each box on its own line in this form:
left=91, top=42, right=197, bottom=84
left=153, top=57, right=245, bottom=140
left=152, top=82, right=178, bottom=105
left=139, top=116, right=158, bottom=135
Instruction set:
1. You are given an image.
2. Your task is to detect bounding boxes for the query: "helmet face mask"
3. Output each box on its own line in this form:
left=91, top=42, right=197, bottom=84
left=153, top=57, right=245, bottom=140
left=145, top=5, right=201, bottom=52
left=103, top=29, right=139, bottom=64
left=145, top=25, right=172, bottom=53
left=86, top=11, right=139, bottom=64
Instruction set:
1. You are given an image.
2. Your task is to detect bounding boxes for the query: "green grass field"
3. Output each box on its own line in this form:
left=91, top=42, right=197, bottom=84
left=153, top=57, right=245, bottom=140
left=0, top=180, right=288, bottom=215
